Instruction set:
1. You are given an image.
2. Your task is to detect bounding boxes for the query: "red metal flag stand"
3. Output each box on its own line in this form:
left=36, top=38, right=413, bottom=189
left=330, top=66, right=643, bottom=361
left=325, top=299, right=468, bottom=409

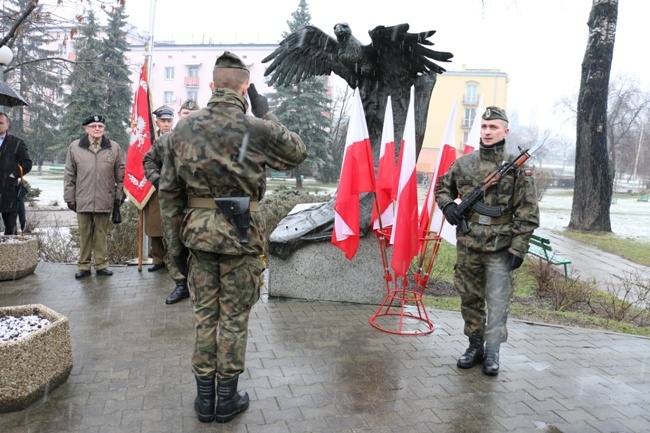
left=369, top=228, right=442, bottom=335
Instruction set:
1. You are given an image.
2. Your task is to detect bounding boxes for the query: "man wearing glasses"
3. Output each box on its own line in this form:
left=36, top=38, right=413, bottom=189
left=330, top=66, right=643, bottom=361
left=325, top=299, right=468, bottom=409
left=64, top=115, right=125, bottom=279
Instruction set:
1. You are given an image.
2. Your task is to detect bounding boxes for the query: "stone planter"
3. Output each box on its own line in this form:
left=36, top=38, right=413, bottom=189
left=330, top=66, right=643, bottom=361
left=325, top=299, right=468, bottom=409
left=0, top=304, right=73, bottom=413
left=0, top=236, right=38, bottom=281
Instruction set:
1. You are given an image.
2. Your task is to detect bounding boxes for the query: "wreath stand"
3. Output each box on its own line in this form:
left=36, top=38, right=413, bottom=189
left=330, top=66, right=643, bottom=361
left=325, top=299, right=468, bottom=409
left=369, top=227, right=443, bottom=335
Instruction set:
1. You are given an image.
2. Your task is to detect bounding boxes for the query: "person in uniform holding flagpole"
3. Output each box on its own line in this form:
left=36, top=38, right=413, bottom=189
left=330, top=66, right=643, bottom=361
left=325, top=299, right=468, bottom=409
left=159, top=52, right=306, bottom=423
left=435, top=106, right=539, bottom=376
left=143, top=100, right=199, bottom=304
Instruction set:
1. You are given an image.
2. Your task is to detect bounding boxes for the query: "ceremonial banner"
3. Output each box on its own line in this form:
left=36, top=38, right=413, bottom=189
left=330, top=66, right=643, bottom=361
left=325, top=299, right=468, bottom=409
left=372, top=95, right=396, bottom=231
left=124, top=62, right=155, bottom=209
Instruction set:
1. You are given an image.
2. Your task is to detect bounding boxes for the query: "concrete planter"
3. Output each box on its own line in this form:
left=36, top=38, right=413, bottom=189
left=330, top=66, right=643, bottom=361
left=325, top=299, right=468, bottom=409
left=0, top=304, right=73, bottom=413
left=0, top=236, right=38, bottom=281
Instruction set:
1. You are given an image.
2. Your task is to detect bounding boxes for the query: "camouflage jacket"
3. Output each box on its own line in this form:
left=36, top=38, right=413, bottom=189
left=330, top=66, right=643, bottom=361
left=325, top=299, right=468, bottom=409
left=159, top=87, right=307, bottom=257
left=143, top=132, right=169, bottom=186
left=435, top=141, right=540, bottom=258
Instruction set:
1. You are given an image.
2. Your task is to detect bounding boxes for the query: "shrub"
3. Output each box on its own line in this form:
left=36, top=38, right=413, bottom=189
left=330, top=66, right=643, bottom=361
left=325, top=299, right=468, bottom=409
left=527, top=257, right=596, bottom=311
left=105, top=200, right=141, bottom=264
left=593, top=271, right=650, bottom=323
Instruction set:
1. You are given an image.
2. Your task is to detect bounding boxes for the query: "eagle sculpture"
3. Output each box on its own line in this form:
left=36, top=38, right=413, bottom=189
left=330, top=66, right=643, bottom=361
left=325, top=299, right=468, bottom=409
left=262, top=23, right=453, bottom=159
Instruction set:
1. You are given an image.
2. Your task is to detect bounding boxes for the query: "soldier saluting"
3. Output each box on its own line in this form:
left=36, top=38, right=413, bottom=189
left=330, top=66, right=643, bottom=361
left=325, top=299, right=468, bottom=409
left=159, top=52, right=306, bottom=423
left=435, top=106, right=540, bottom=376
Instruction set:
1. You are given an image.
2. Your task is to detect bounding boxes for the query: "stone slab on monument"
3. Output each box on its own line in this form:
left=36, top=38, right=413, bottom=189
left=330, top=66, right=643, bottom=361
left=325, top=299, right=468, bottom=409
left=0, top=304, right=73, bottom=413
left=267, top=235, right=387, bottom=305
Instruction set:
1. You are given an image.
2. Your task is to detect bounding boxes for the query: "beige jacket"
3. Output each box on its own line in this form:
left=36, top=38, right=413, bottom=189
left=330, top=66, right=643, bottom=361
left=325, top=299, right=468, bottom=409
left=64, top=135, right=125, bottom=213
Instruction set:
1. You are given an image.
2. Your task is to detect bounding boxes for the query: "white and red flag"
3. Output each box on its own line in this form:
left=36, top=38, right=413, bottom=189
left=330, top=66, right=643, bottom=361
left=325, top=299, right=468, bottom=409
left=418, top=101, right=458, bottom=246
left=331, top=89, right=376, bottom=260
left=124, top=62, right=155, bottom=209
left=372, top=95, right=396, bottom=231
left=389, top=87, right=419, bottom=276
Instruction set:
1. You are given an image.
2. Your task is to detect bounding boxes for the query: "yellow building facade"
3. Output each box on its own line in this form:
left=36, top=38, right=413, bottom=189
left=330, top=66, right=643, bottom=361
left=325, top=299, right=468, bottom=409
left=417, top=67, right=509, bottom=174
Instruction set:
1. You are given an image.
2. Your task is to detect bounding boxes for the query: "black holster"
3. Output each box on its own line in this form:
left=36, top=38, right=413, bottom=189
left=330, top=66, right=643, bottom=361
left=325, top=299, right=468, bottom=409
left=215, top=197, right=250, bottom=244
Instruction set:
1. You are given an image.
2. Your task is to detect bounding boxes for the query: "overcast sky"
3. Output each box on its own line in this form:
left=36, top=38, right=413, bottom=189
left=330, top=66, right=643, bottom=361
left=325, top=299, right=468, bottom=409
left=49, top=0, right=650, bottom=134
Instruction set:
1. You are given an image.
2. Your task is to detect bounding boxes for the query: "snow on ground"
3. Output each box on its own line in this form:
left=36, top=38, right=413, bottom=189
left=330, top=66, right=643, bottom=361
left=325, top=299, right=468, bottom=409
left=25, top=170, right=650, bottom=244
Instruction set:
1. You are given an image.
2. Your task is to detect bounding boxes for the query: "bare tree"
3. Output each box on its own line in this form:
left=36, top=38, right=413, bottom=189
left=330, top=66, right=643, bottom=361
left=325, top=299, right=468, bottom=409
left=569, top=0, right=618, bottom=232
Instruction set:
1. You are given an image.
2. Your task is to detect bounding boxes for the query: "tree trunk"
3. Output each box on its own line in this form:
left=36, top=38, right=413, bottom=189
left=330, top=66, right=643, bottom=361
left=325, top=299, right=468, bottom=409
left=569, top=0, right=618, bottom=232
left=294, top=166, right=303, bottom=189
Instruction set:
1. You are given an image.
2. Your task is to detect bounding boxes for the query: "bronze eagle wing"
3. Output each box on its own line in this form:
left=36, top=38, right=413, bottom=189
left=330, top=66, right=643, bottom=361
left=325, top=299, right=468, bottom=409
left=262, top=25, right=356, bottom=87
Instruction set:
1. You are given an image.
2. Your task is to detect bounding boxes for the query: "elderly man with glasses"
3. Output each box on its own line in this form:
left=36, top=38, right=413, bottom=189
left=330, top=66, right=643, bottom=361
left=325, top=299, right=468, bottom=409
left=64, top=114, right=125, bottom=279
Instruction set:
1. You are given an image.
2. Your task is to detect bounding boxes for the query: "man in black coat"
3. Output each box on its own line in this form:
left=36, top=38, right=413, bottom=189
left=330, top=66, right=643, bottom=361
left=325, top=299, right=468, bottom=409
left=0, top=112, right=32, bottom=235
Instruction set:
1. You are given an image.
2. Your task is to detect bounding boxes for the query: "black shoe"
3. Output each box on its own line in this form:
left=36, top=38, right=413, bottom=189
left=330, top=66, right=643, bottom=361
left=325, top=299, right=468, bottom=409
left=96, top=268, right=113, bottom=276
left=457, top=336, right=484, bottom=369
left=148, top=263, right=166, bottom=272
left=482, top=342, right=500, bottom=376
left=194, top=376, right=215, bottom=423
left=75, top=269, right=91, bottom=279
left=215, top=375, right=249, bottom=423
left=166, top=280, right=190, bottom=304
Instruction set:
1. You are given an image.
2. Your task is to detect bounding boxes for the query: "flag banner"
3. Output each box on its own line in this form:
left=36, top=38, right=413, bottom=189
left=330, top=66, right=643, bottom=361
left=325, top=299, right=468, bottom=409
left=332, top=89, right=376, bottom=260
left=419, top=101, right=458, bottom=245
left=390, top=86, right=419, bottom=276
left=463, top=95, right=483, bottom=154
left=372, top=95, right=396, bottom=231
left=124, top=62, right=155, bottom=209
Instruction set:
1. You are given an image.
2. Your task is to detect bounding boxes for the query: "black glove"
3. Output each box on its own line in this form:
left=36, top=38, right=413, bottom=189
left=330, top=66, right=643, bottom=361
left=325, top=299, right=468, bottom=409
left=173, top=248, right=189, bottom=278
left=152, top=178, right=160, bottom=191
left=248, top=83, right=269, bottom=118
left=443, top=203, right=462, bottom=226
left=507, top=252, right=524, bottom=271
left=67, top=202, right=76, bottom=212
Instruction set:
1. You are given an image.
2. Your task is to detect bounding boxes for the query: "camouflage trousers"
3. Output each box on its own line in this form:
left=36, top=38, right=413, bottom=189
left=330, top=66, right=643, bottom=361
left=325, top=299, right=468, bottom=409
left=188, top=249, right=264, bottom=379
left=454, top=246, right=514, bottom=344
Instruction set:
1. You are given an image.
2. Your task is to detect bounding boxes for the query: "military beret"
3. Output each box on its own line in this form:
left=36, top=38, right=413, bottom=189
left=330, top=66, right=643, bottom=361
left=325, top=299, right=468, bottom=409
left=82, top=114, right=105, bottom=126
left=180, top=99, right=198, bottom=111
left=482, top=106, right=508, bottom=122
left=214, top=51, right=249, bottom=71
left=153, top=106, right=174, bottom=119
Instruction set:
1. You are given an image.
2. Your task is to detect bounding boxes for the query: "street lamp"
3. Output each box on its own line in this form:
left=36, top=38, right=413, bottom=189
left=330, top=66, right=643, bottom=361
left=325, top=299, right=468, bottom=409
left=0, top=45, right=13, bottom=80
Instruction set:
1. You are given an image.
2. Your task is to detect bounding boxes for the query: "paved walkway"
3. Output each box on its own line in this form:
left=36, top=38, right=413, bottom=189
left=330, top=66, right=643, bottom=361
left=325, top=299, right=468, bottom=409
left=1, top=261, right=649, bottom=433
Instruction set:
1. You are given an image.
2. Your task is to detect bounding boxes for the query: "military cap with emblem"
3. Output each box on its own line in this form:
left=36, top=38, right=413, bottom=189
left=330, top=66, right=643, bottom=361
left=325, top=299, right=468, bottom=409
left=180, top=99, right=198, bottom=111
left=214, top=51, right=249, bottom=71
left=482, top=106, right=508, bottom=122
left=82, top=114, right=105, bottom=126
left=153, top=105, right=175, bottom=119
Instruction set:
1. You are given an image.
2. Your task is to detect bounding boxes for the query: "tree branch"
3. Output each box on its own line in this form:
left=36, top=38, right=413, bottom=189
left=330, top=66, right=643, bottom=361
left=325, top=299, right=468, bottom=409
left=0, top=1, right=40, bottom=48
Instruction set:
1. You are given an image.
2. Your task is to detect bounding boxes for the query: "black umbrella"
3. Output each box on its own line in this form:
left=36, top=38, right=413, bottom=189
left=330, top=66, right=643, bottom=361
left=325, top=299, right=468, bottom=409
left=0, top=81, right=28, bottom=107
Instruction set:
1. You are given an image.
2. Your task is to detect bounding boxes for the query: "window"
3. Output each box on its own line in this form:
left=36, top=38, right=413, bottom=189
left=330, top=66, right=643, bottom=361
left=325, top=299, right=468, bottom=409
left=165, top=67, right=174, bottom=80
left=463, top=108, right=476, bottom=127
left=188, top=66, right=199, bottom=78
left=164, top=91, right=175, bottom=104
left=187, top=91, right=198, bottom=101
left=465, top=84, right=478, bottom=105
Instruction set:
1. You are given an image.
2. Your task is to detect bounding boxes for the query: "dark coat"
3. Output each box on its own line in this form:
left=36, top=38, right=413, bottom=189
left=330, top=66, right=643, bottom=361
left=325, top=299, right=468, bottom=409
left=0, top=134, right=32, bottom=213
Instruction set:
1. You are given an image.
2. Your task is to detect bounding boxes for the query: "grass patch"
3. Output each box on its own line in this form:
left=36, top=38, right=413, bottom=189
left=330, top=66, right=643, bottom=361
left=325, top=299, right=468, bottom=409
left=558, top=230, right=650, bottom=267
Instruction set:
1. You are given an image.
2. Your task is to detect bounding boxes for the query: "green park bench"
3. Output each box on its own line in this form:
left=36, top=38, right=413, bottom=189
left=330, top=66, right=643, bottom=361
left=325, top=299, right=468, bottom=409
left=638, top=193, right=649, bottom=202
left=526, top=234, right=571, bottom=278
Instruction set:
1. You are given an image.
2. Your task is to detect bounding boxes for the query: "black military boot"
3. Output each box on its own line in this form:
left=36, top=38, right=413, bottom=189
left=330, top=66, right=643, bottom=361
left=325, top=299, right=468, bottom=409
left=165, top=280, right=189, bottom=304
left=194, top=376, right=215, bottom=423
left=482, top=342, right=500, bottom=376
left=215, top=375, right=249, bottom=423
left=457, top=336, right=484, bottom=369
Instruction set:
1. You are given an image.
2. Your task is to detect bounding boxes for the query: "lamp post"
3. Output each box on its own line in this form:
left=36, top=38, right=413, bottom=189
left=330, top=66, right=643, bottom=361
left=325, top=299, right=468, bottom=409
left=0, top=45, right=14, bottom=112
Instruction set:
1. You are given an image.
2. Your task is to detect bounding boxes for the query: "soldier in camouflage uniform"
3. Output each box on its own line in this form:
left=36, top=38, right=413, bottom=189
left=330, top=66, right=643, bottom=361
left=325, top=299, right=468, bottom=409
left=435, top=106, right=539, bottom=376
left=143, top=100, right=199, bottom=304
left=159, top=51, right=306, bottom=423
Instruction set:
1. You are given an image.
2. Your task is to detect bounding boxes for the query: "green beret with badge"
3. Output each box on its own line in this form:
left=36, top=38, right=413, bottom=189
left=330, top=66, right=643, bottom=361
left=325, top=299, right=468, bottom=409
left=482, top=106, right=508, bottom=122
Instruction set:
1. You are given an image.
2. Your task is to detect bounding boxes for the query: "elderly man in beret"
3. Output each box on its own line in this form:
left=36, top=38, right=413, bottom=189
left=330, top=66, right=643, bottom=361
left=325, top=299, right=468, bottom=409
left=159, top=51, right=306, bottom=423
left=143, top=101, right=199, bottom=304
left=435, top=106, right=539, bottom=376
left=64, top=115, right=125, bottom=279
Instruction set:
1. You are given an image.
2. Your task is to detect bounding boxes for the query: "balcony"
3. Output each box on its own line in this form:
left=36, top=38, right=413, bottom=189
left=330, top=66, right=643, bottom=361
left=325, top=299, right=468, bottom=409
left=184, top=76, right=200, bottom=87
left=463, top=95, right=479, bottom=106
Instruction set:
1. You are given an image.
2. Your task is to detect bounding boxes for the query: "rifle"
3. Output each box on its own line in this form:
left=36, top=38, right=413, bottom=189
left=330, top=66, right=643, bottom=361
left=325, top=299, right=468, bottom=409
left=456, top=143, right=543, bottom=234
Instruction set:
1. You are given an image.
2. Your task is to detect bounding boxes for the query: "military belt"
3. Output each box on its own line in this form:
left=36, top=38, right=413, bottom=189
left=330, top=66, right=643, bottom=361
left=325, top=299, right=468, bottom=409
left=468, top=214, right=513, bottom=225
left=187, top=197, right=260, bottom=212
